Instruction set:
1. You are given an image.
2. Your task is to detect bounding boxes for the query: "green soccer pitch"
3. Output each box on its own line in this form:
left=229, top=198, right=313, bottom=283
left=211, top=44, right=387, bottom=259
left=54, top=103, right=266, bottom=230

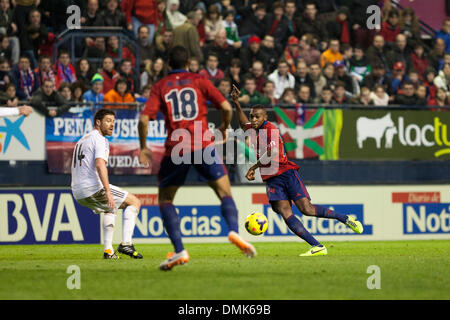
left=1, top=240, right=449, bottom=300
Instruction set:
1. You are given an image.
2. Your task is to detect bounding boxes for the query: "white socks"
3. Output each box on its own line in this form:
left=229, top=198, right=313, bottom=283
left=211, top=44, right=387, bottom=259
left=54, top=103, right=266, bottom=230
left=122, top=206, right=138, bottom=245
left=103, top=213, right=116, bottom=252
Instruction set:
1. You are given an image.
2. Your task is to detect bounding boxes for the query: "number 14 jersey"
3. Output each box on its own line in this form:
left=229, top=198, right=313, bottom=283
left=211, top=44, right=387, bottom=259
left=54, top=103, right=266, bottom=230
left=71, top=129, right=110, bottom=200
left=141, top=70, right=226, bottom=156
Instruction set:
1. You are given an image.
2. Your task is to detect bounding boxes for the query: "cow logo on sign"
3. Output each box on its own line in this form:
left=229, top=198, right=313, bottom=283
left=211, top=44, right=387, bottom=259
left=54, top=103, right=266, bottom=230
left=356, top=113, right=396, bottom=149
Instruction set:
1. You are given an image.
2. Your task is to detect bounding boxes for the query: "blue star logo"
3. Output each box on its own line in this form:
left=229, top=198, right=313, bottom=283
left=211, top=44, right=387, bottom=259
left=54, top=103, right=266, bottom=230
left=0, top=116, right=30, bottom=153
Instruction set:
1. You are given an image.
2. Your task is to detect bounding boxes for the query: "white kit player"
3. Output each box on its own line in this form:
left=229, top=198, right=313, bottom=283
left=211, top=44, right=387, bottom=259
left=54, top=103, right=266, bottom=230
left=71, top=109, right=143, bottom=259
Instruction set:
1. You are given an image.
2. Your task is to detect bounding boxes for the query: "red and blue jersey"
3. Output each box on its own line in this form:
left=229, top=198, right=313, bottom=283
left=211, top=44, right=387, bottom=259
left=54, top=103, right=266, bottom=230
left=141, top=70, right=226, bottom=156
left=244, top=120, right=299, bottom=181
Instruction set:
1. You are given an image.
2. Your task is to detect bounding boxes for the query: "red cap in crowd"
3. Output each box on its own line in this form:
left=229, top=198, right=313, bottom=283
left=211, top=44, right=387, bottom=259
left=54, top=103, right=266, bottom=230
left=249, top=36, right=261, bottom=45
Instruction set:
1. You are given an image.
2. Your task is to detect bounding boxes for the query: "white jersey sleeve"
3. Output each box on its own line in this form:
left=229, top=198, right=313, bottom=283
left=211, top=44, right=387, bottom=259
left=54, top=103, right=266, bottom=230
left=71, top=130, right=110, bottom=200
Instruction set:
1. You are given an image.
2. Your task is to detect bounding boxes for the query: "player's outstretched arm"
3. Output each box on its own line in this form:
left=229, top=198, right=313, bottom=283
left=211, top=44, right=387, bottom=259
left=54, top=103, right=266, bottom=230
left=231, top=84, right=249, bottom=129
left=138, top=114, right=153, bottom=165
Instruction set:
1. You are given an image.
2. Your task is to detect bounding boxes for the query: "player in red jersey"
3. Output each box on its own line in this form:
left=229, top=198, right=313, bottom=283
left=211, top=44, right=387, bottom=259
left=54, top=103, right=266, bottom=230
left=138, top=46, right=256, bottom=270
left=231, top=85, right=364, bottom=256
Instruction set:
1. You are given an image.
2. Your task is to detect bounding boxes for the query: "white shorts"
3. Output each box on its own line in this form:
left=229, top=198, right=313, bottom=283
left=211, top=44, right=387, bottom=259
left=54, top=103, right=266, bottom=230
left=76, top=184, right=128, bottom=214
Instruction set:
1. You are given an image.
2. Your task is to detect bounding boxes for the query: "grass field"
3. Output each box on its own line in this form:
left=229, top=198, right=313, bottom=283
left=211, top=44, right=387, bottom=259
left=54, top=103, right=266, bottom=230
left=0, top=240, right=449, bottom=300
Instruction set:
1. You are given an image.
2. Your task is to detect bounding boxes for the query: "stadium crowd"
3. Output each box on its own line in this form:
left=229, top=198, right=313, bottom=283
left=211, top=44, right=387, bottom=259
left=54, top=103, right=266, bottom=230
left=1, top=0, right=450, bottom=116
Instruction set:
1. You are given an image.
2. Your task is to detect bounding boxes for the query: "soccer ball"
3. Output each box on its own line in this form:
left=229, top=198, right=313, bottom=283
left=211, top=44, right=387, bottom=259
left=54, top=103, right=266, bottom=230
left=245, top=212, right=268, bottom=236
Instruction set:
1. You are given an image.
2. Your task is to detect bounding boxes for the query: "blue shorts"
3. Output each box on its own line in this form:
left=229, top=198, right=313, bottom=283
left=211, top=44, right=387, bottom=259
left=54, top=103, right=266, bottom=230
left=265, top=169, right=310, bottom=203
left=158, top=146, right=227, bottom=188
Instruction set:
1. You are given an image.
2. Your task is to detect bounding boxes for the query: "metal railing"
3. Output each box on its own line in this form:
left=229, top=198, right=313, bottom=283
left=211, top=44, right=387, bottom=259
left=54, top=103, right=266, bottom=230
left=54, top=27, right=140, bottom=75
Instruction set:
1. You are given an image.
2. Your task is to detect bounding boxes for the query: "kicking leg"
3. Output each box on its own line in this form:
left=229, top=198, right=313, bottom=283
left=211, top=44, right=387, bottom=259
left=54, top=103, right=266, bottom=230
left=208, top=175, right=256, bottom=258
left=294, top=198, right=363, bottom=234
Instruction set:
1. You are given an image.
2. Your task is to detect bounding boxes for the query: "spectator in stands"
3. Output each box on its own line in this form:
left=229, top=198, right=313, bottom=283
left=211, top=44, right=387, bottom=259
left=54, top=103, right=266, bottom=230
left=362, top=63, right=394, bottom=96
left=195, top=6, right=206, bottom=47
left=124, top=0, right=158, bottom=44
left=399, top=7, right=420, bottom=44
left=380, top=9, right=401, bottom=46
left=154, top=0, right=172, bottom=41
left=140, top=57, right=167, bottom=89
left=345, top=0, right=378, bottom=50
left=81, top=0, right=102, bottom=31
left=415, top=84, right=428, bottom=103
left=436, top=18, right=450, bottom=54
left=31, top=78, right=70, bottom=117
left=395, top=81, right=426, bottom=105
left=83, top=73, right=105, bottom=109
left=297, top=84, right=312, bottom=104
left=119, top=58, right=139, bottom=95
left=315, top=85, right=334, bottom=104
left=333, top=81, right=348, bottom=104
left=370, top=84, right=390, bottom=106
left=82, top=37, right=107, bottom=69
left=238, top=76, right=269, bottom=105
left=294, top=60, right=315, bottom=97
left=309, top=62, right=326, bottom=97
left=279, top=87, right=297, bottom=105
left=284, top=0, right=299, bottom=39
left=226, top=58, right=242, bottom=89
left=104, top=77, right=135, bottom=109
left=259, top=35, right=278, bottom=73
left=204, top=4, right=223, bottom=44
left=0, top=0, right=19, bottom=65
left=98, top=0, right=129, bottom=30
left=365, top=34, right=389, bottom=70
left=410, top=42, right=429, bottom=80
left=263, top=80, right=277, bottom=104
left=222, top=8, right=241, bottom=49
left=13, top=0, right=38, bottom=34
left=433, top=63, right=450, bottom=95
left=0, top=57, right=10, bottom=91
left=54, top=49, right=77, bottom=89
left=19, top=8, right=48, bottom=69
left=217, top=77, right=231, bottom=99
left=387, top=33, right=412, bottom=73
left=100, top=56, right=120, bottom=94
left=268, top=59, right=295, bottom=99
left=153, top=28, right=174, bottom=61
left=248, top=60, right=266, bottom=94
left=199, top=52, right=225, bottom=85
left=239, top=35, right=266, bottom=74
left=188, top=57, right=200, bottom=73
left=173, top=11, right=203, bottom=63
left=0, top=83, right=19, bottom=106
left=265, top=1, right=289, bottom=51
left=106, top=35, right=136, bottom=67
left=75, top=58, right=95, bottom=90
left=424, top=68, right=437, bottom=101
left=203, top=29, right=235, bottom=72
left=136, top=25, right=153, bottom=66
left=322, top=62, right=337, bottom=90
left=58, top=82, right=72, bottom=101
left=136, top=84, right=151, bottom=103
left=320, top=39, right=343, bottom=68
left=428, top=87, right=448, bottom=106
left=349, top=44, right=371, bottom=84
left=166, top=0, right=187, bottom=30
left=391, top=61, right=408, bottom=93
left=334, top=60, right=356, bottom=97
left=284, top=36, right=301, bottom=74
left=428, top=38, right=446, bottom=71
left=341, top=44, right=353, bottom=71
left=408, top=69, right=422, bottom=89
left=326, top=6, right=351, bottom=45
left=11, top=55, right=39, bottom=100
left=297, top=34, right=321, bottom=66
left=296, top=1, right=327, bottom=50
left=71, top=81, right=86, bottom=105
left=238, top=4, right=268, bottom=42
left=350, top=86, right=373, bottom=106
left=35, top=55, right=55, bottom=88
